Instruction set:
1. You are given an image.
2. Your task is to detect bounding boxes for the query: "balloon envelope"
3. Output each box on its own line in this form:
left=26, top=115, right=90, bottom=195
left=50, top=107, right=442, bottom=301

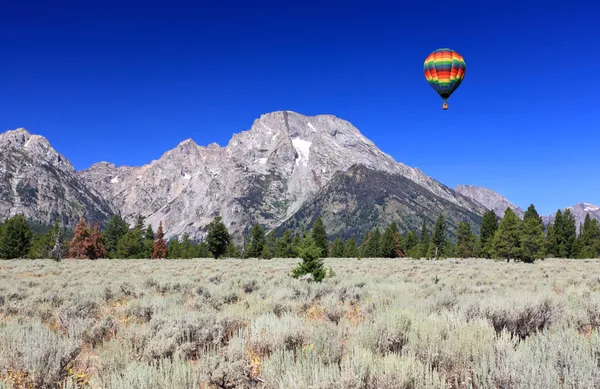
left=424, top=48, right=466, bottom=101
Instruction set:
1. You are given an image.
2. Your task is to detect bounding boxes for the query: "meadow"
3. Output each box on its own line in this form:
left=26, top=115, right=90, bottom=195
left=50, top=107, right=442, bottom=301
left=1, top=257, right=600, bottom=388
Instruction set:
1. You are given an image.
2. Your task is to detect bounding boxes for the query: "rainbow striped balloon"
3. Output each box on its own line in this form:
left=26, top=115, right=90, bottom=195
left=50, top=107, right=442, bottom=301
left=423, top=48, right=466, bottom=109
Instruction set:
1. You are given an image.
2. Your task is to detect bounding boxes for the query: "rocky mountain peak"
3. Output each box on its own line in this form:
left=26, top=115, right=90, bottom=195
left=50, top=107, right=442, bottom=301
left=455, top=184, right=524, bottom=218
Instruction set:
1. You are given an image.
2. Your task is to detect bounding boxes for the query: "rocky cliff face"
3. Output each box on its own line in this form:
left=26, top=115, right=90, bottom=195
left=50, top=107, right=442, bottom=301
left=79, top=111, right=485, bottom=241
left=455, top=185, right=525, bottom=219
left=0, top=129, right=114, bottom=228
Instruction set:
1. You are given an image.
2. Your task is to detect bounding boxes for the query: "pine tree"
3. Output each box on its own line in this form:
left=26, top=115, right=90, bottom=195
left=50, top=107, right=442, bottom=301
left=344, top=237, right=358, bottom=258
left=291, top=233, right=302, bottom=257
left=520, top=216, right=545, bottom=263
left=117, top=228, right=145, bottom=259
left=167, top=238, right=181, bottom=259
left=558, top=209, right=577, bottom=258
left=404, top=230, right=419, bottom=257
left=311, top=217, right=329, bottom=257
left=523, top=204, right=543, bottom=225
left=576, top=214, right=600, bottom=258
left=492, top=208, right=522, bottom=261
left=28, top=225, right=55, bottom=259
left=431, top=215, right=447, bottom=259
left=225, top=242, right=241, bottom=258
left=69, top=217, right=93, bottom=259
left=480, top=210, right=499, bottom=258
left=0, top=214, right=33, bottom=259
left=418, top=220, right=430, bottom=259
left=545, top=221, right=557, bottom=257
left=363, top=228, right=381, bottom=258
left=206, top=216, right=230, bottom=259
left=89, top=224, right=107, bottom=259
left=180, top=233, right=196, bottom=258
left=152, top=222, right=168, bottom=259
left=245, top=224, right=266, bottom=258
left=275, top=229, right=294, bottom=258
left=134, top=214, right=146, bottom=231
left=103, top=214, right=129, bottom=258
left=261, top=231, right=276, bottom=259
left=330, top=237, right=345, bottom=258
left=291, top=235, right=326, bottom=282
left=456, top=221, right=477, bottom=259
left=380, top=224, right=397, bottom=258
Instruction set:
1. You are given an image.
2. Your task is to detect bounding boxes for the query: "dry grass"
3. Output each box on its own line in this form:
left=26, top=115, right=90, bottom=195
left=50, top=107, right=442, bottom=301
left=1, top=257, right=600, bottom=388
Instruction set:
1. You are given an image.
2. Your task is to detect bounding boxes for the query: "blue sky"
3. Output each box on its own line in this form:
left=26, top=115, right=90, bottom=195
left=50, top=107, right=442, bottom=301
left=1, top=1, right=598, bottom=215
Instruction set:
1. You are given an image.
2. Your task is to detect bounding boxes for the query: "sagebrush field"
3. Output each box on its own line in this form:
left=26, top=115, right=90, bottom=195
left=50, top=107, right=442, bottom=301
left=1, top=258, right=600, bottom=388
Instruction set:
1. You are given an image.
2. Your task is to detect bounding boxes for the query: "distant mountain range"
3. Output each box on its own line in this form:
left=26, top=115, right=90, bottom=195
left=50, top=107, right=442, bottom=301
left=455, top=184, right=600, bottom=232
left=1, top=111, right=597, bottom=242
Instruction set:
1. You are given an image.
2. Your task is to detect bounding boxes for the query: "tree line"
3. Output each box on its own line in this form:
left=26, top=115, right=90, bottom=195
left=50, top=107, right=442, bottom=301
left=0, top=203, right=599, bottom=261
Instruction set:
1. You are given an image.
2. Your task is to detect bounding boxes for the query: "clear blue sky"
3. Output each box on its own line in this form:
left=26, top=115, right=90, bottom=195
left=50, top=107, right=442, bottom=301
left=1, top=1, right=598, bottom=215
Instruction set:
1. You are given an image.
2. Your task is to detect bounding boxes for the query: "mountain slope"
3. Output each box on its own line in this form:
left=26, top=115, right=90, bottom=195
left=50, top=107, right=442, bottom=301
left=455, top=185, right=524, bottom=218
left=277, top=164, right=485, bottom=240
left=80, top=111, right=484, bottom=241
left=0, top=129, right=115, bottom=228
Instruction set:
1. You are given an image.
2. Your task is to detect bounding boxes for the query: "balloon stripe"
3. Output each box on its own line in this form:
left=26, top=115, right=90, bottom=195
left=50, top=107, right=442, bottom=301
left=423, top=48, right=466, bottom=102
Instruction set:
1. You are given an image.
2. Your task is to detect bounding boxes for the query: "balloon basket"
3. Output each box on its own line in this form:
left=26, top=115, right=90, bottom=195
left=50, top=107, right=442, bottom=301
left=442, top=102, right=448, bottom=110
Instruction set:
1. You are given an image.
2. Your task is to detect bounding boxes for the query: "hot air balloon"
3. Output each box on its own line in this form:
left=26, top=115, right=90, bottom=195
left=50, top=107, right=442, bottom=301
left=423, top=48, right=466, bottom=110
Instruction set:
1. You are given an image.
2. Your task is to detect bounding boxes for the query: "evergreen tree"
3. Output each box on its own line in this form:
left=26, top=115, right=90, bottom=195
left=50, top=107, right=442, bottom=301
left=275, top=229, right=294, bottom=258
left=545, top=222, right=557, bottom=257
left=291, top=234, right=326, bottom=282
left=492, top=208, right=522, bottom=261
left=28, top=223, right=55, bottom=259
left=363, top=228, right=381, bottom=258
left=178, top=233, right=194, bottom=258
left=261, top=231, right=277, bottom=259
left=117, top=228, right=145, bottom=258
left=344, top=237, right=358, bottom=258
left=418, top=220, right=430, bottom=259
left=225, top=242, right=241, bottom=258
left=556, top=209, right=577, bottom=258
left=291, top=233, right=302, bottom=257
left=245, top=224, right=266, bottom=258
left=380, top=224, right=397, bottom=258
left=480, top=210, right=499, bottom=258
left=404, top=230, right=419, bottom=258
left=576, top=214, right=600, bottom=258
left=311, top=217, right=329, bottom=257
left=103, top=214, right=129, bottom=258
left=431, top=215, right=447, bottom=259
left=152, top=222, right=168, bottom=259
left=206, top=216, right=230, bottom=259
left=330, top=237, right=345, bottom=258
left=520, top=215, right=545, bottom=263
left=197, top=241, right=211, bottom=258
left=523, top=204, right=543, bottom=225
left=456, top=221, right=477, bottom=259
left=0, top=214, right=33, bottom=259
left=167, top=238, right=182, bottom=259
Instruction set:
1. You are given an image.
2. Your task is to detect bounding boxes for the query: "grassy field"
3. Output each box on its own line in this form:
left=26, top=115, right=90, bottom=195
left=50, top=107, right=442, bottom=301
left=1, top=257, right=600, bottom=388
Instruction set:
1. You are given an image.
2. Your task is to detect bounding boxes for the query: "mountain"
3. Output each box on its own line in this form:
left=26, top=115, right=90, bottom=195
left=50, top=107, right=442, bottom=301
left=543, top=203, right=600, bottom=231
left=0, top=128, right=114, bottom=228
left=454, top=184, right=600, bottom=232
left=79, top=111, right=485, bottom=241
left=276, top=164, right=485, bottom=240
left=455, top=185, right=525, bottom=218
